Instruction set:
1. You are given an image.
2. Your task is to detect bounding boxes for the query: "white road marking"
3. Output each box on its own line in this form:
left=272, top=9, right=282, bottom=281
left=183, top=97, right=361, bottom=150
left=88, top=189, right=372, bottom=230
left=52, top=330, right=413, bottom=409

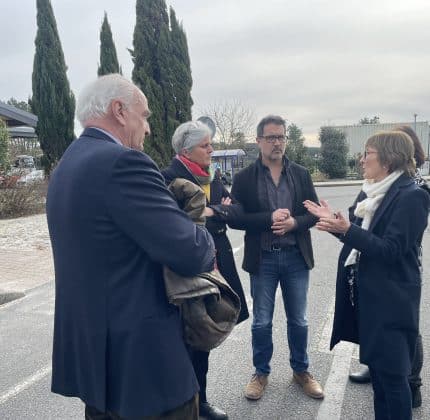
left=0, top=365, right=51, bottom=405
left=316, top=341, right=355, bottom=420
left=224, top=234, right=360, bottom=418
left=0, top=243, right=245, bottom=404
left=315, top=299, right=356, bottom=420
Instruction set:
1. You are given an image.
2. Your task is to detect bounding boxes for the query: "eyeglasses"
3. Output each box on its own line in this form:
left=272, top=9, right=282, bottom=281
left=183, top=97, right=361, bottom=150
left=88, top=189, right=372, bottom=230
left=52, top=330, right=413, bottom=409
left=260, top=135, right=288, bottom=143
left=364, top=150, right=377, bottom=159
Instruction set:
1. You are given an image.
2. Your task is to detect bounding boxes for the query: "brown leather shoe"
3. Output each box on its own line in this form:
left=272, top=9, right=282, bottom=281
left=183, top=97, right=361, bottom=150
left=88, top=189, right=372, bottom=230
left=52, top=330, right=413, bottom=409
left=244, top=374, right=269, bottom=400
left=293, top=371, right=324, bottom=399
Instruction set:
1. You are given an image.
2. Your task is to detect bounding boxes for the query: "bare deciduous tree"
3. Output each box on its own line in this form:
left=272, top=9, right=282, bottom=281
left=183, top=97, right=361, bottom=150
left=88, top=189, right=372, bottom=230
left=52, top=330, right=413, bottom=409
left=200, top=100, right=255, bottom=148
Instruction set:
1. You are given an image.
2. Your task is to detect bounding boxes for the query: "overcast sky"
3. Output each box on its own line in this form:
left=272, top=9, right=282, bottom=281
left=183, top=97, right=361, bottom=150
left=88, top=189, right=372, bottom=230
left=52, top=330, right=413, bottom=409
left=1, top=0, right=430, bottom=145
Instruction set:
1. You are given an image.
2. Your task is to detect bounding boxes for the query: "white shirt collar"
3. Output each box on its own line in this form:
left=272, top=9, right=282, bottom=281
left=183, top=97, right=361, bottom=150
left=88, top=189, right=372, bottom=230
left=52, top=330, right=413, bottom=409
left=88, top=127, right=123, bottom=146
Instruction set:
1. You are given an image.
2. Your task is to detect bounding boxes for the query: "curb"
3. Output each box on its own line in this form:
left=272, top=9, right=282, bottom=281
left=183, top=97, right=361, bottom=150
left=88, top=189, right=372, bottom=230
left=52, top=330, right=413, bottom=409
left=314, top=181, right=363, bottom=187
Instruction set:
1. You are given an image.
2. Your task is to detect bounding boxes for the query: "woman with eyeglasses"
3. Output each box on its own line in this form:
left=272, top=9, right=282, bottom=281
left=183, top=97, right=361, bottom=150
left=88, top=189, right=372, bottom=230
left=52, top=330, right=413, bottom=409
left=162, top=120, right=249, bottom=420
left=349, top=125, right=429, bottom=408
left=304, top=131, right=429, bottom=420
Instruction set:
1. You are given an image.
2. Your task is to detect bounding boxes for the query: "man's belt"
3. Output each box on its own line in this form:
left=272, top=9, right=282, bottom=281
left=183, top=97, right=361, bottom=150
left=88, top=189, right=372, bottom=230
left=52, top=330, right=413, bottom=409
left=267, top=244, right=296, bottom=252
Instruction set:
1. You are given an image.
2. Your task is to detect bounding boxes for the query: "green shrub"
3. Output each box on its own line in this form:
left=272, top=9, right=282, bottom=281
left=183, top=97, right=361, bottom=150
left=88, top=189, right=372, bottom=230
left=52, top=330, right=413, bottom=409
left=0, top=120, right=11, bottom=174
left=0, top=180, right=47, bottom=219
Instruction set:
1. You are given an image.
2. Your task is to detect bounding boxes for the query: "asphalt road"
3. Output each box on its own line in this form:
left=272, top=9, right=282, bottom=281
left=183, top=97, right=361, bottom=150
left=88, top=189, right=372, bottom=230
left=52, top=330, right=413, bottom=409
left=1, top=185, right=429, bottom=419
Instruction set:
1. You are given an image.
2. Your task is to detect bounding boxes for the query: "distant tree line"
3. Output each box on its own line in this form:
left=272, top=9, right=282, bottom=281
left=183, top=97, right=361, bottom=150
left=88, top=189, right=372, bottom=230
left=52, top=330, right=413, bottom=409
left=359, top=116, right=380, bottom=124
left=4, top=98, right=32, bottom=113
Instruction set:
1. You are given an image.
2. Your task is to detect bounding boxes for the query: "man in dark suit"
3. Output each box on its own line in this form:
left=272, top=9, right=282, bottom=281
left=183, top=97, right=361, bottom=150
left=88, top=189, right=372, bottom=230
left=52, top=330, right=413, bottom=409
left=230, top=115, right=324, bottom=401
left=46, top=74, right=215, bottom=419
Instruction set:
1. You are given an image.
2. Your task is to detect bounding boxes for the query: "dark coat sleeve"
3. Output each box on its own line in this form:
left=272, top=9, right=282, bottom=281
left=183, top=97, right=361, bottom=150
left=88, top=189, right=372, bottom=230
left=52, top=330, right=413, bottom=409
left=343, top=188, right=429, bottom=263
left=211, top=170, right=273, bottom=232
left=292, top=168, right=319, bottom=232
left=210, top=202, right=273, bottom=232
left=106, top=150, right=215, bottom=276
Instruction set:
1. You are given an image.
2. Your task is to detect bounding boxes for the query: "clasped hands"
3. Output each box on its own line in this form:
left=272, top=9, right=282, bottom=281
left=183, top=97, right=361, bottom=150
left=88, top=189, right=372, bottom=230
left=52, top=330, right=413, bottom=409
left=271, top=208, right=296, bottom=236
left=303, top=199, right=350, bottom=234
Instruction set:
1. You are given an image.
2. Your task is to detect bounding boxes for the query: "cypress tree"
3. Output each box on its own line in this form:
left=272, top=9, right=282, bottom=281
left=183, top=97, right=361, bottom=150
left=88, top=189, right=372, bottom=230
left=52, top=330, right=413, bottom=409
left=32, top=0, right=75, bottom=175
left=169, top=7, right=193, bottom=123
left=98, top=12, right=122, bottom=76
left=131, top=1, right=193, bottom=168
left=157, top=22, right=177, bottom=157
left=131, top=0, right=170, bottom=167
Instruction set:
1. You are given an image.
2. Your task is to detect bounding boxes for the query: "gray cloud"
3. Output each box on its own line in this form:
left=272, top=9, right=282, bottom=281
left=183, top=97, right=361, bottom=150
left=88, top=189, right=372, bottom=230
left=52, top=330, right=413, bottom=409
left=1, top=0, right=429, bottom=144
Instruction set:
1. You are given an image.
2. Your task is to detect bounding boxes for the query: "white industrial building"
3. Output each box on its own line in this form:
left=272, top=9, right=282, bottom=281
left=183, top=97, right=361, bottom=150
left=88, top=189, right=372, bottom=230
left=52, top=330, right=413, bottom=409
left=322, top=121, right=430, bottom=160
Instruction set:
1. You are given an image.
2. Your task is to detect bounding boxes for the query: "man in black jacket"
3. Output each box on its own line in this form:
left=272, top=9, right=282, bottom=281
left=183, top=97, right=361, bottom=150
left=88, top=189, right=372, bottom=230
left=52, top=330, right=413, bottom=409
left=230, top=115, right=324, bottom=401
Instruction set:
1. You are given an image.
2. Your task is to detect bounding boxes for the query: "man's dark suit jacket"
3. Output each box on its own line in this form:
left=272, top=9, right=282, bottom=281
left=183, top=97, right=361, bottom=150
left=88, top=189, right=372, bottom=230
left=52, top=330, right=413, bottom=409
left=46, top=128, right=215, bottom=418
left=229, top=158, right=319, bottom=274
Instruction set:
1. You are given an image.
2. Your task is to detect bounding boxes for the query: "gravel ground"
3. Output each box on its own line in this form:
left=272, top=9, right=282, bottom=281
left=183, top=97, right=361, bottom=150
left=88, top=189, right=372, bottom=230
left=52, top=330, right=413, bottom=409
left=0, top=213, right=50, bottom=251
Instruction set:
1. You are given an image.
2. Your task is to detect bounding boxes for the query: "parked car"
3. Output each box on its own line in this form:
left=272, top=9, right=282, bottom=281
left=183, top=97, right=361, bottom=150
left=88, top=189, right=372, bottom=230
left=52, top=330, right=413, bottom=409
left=14, top=155, right=36, bottom=169
left=1, top=155, right=44, bottom=187
left=16, top=169, right=44, bottom=185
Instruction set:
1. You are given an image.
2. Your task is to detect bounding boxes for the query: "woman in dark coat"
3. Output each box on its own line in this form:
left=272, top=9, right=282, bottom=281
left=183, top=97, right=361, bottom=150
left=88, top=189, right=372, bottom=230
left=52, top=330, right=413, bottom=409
left=162, top=120, right=249, bottom=420
left=304, top=131, right=429, bottom=420
left=349, top=125, right=430, bottom=408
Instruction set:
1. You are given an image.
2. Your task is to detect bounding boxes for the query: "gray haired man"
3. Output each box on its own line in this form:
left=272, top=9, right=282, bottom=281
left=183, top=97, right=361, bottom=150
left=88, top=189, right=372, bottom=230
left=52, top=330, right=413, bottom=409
left=47, top=74, right=215, bottom=419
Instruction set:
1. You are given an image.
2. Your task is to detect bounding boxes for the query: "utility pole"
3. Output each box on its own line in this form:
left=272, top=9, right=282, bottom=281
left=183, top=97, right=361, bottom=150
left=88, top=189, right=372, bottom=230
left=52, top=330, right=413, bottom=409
left=414, top=113, right=417, bottom=132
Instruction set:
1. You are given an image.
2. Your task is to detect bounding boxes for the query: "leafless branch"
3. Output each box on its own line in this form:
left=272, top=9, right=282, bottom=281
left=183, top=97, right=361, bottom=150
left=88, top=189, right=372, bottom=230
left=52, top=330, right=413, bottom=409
left=199, top=100, right=256, bottom=146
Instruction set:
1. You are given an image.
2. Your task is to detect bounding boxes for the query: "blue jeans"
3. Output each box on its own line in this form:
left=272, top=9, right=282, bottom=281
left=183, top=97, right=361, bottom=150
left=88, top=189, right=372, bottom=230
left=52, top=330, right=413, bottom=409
left=250, top=247, right=309, bottom=375
left=369, top=367, right=412, bottom=420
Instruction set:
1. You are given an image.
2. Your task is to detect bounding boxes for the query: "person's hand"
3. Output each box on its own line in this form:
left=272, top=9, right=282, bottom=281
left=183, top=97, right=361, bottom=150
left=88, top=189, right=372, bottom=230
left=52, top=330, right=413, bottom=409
left=303, top=199, right=334, bottom=219
left=221, top=197, right=232, bottom=205
left=203, top=207, right=215, bottom=217
left=272, top=208, right=290, bottom=222
left=271, top=216, right=297, bottom=236
left=316, top=211, right=351, bottom=234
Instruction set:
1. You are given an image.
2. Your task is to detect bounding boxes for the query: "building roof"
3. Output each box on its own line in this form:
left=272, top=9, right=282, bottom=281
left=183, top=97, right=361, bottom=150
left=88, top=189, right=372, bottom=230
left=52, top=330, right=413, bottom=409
left=212, top=149, right=246, bottom=157
left=0, top=101, right=38, bottom=128
left=8, top=126, right=37, bottom=138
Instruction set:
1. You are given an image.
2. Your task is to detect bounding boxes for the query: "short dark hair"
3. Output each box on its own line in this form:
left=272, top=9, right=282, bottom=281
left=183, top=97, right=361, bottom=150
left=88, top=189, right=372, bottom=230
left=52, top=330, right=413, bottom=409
left=396, top=125, right=425, bottom=167
left=256, top=115, right=286, bottom=137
